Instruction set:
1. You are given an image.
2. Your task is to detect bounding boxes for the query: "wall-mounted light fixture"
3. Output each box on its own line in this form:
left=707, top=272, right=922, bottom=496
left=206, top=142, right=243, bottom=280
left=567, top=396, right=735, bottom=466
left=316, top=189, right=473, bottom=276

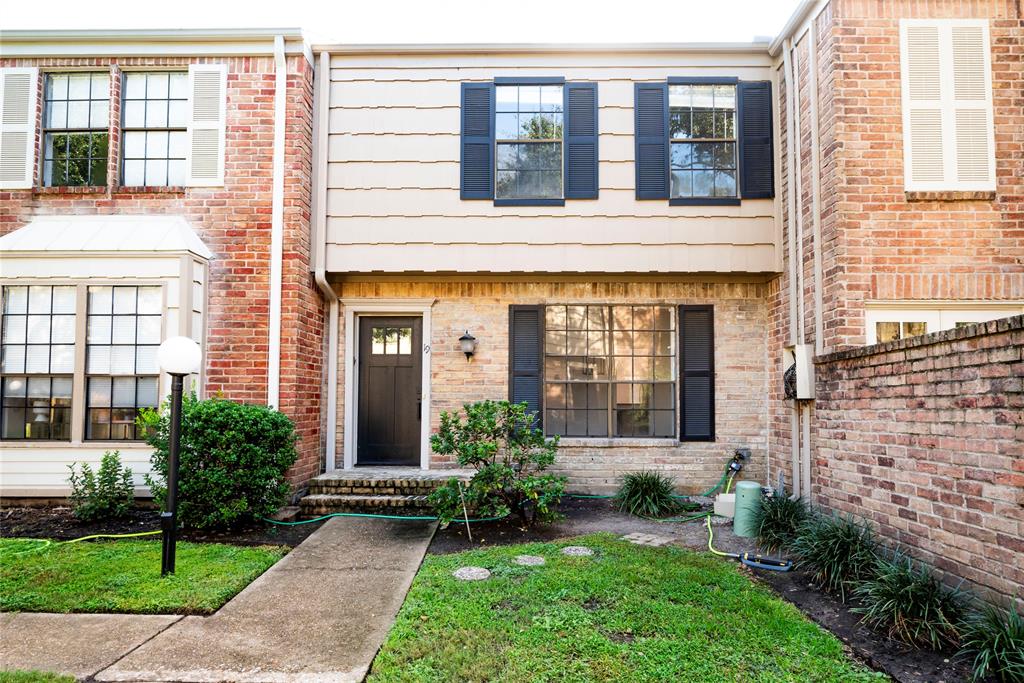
left=459, top=330, right=477, bottom=361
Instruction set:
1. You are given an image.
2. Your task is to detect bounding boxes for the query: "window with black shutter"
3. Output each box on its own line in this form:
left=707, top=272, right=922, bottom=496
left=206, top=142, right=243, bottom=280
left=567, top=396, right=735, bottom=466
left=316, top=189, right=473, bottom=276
left=461, top=78, right=598, bottom=206
left=636, top=78, right=774, bottom=204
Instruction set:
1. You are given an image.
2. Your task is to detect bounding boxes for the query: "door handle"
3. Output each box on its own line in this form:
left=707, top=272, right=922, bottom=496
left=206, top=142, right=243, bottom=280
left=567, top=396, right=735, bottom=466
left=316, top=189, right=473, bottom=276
left=417, top=398, right=422, bottom=420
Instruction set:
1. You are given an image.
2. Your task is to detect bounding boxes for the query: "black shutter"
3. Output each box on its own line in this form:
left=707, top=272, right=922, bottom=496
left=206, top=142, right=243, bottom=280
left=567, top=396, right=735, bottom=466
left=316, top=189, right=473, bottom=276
left=509, top=305, right=544, bottom=427
left=634, top=82, right=669, bottom=200
left=737, top=81, right=774, bottom=199
left=679, top=305, right=715, bottom=441
left=460, top=82, right=494, bottom=200
left=564, top=82, right=599, bottom=199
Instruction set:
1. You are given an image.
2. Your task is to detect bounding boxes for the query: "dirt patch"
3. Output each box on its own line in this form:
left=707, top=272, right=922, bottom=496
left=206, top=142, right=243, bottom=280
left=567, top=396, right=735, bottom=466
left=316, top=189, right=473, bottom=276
left=0, top=506, right=322, bottom=548
left=604, top=629, right=635, bottom=644
left=756, top=569, right=973, bottom=683
left=581, top=597, right=603, bottom=611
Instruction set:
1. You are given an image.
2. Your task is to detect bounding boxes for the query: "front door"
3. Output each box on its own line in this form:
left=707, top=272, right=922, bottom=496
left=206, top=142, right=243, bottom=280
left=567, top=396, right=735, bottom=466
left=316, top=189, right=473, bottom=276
left=357, top=316, right=422, bottom=466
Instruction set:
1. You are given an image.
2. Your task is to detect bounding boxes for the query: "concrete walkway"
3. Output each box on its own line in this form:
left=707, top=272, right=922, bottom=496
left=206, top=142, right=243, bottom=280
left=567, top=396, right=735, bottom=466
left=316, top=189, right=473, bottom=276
left=4, top=517, right=436, bottom=682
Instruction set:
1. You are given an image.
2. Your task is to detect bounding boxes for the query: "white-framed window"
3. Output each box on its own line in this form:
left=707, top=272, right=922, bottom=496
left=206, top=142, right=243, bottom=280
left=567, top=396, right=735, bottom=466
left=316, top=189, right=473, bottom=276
left=495, top=84, right=563, bottom=200
left=899, top=19, right=995, bottom=192
left=865, top=305, right=1024, bottom=344
left=121, top=72, right=189, bottom=187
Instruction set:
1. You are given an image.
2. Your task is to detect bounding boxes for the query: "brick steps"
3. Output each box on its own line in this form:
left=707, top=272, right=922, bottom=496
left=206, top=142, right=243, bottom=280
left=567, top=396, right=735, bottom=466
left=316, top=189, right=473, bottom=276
left=298, top=468, right=474, bottom=518
left=300, top=493, right=433, bottom=516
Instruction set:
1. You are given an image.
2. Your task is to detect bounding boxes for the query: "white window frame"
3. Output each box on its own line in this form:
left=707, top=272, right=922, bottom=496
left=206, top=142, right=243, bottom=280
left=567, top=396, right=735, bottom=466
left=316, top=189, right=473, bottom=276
left=865, top=302, right=1024, bottom=344
left=899, top=19, right=996, bottom=192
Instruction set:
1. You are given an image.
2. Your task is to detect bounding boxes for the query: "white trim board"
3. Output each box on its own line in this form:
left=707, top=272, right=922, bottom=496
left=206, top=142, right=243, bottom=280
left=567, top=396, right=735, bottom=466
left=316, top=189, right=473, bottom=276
left=341, top=299, right=436, bottom=470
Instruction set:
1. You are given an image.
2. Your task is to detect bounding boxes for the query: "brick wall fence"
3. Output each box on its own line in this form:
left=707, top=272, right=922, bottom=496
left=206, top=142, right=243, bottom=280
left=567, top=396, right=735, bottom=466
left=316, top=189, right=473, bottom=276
left=812, top=314, right=1023, bottom=604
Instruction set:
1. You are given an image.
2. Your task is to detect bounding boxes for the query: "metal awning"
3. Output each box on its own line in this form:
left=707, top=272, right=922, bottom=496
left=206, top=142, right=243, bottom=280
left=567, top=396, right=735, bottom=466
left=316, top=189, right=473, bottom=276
left=0, top=215, right=213, bottom=260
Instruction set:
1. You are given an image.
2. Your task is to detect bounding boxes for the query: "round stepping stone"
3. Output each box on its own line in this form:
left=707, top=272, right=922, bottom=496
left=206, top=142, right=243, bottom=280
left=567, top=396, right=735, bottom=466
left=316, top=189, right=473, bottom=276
left=453, top=566, right=491, bottom=581
left=561, top=546, right=594, bottom=557
left=513, top=554, right=546, bottom=566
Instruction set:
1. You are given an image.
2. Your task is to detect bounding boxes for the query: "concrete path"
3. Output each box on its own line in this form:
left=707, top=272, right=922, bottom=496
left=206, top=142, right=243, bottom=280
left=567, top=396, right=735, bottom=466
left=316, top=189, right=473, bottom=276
left=96, top=517, right=436, bottom=682
left=0, top=613, right=182, bottom=679
left=2, top=516, right=435, bottom=682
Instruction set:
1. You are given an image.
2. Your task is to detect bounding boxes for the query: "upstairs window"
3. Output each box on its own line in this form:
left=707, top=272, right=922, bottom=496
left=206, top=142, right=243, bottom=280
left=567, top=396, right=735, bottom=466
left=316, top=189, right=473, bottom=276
left=495, top=84, right=564, bottom=201
left=121, top=72, right=188, bottom=187
left=42, top=73, right=110, bottom=187
left=669, top=84, right=737, bottom=199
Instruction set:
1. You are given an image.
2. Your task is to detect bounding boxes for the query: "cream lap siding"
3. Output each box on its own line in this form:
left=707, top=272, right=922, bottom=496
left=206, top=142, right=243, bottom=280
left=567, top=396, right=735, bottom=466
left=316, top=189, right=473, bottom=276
left=325, top=52, right=778, bottom=274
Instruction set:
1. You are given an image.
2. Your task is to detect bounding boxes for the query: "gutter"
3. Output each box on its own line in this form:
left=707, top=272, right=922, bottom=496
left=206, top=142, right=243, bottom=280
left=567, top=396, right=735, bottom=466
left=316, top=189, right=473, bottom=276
left=267, top=35, right=287, bottom=409
left=311, top=41, right=771, bottom=55
left=769, top=0, right=817, bottom=57
left=311, top=50, right=339, bottom=472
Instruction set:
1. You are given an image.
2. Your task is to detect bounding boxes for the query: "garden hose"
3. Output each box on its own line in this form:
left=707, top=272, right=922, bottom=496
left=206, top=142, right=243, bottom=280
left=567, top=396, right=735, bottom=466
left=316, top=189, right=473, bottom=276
left=260, top=511, right=510, bottom=526
left=0, top=530, right=162, bottom=559
left=704, top=515, right=793, bottom=572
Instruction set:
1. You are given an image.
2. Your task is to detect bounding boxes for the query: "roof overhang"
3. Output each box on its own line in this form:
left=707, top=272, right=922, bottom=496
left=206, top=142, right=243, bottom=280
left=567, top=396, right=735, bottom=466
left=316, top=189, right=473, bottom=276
left=0, top=28, right=310, bottom=63
left=0, top=215, right=213, bottom=261
left=312, top=41, right=772, bottom=56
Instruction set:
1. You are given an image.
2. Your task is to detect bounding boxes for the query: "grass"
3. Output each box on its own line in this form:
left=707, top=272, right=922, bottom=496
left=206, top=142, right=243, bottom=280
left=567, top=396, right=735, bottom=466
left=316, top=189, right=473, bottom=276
left=0, top=673, right=74, bottom=683
left=0, top=538, right=286, bottom=615
left=368, top=534, right=886, bottom=682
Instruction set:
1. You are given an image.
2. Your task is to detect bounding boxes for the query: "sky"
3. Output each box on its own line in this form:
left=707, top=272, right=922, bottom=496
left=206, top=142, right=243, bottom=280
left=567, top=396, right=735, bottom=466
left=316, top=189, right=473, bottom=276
left=1, top=0, right=800, bottom=45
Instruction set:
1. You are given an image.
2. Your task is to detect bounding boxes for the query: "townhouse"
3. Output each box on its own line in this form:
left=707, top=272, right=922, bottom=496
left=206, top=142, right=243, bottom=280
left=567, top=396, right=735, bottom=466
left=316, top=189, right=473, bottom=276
left=1, top=0, right=1021, bottom=600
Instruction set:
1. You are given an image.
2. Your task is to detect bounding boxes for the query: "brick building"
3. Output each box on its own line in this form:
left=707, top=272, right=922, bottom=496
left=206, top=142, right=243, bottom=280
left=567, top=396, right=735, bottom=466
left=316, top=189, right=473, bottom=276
left=1, top=2, right=1020, bottom=602
left=0, top=30, right=324, bottom=495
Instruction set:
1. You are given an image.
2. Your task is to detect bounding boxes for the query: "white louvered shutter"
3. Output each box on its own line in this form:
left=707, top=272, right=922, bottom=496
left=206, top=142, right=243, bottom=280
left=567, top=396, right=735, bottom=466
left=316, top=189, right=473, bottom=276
left=900, top=19, right=995, bottom=192
left=186, top=64, right=227, bottom=187
left=0, top=67, right=39, bottom=190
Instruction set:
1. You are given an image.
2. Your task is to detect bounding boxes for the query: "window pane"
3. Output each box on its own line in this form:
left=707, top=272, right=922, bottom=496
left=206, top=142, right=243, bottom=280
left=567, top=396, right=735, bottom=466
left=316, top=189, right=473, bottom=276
left=2, top=346, right=26, bottom=373
left=902, top=322, right=927, bottom=338
left=137, top=376, right=159, bottom=407
left=113, top=287, right=137, bottom=314
left=875, top=322, right=900, bottom=343
left=112, top=315, right=136, bottom=344
left=110, top=346, right=135, bottom=374
left=545, top=305, right=566, bottom=331
left=3, top=316, right=26, bottom=344
left=51, top=315, right=75, bottom=343
left=50, top=345, right=74, bottom=373
left=540, top=86, right=562, bottom=112
left=137, top=316, right=160, bottom=344
left=496, top=114, right=518, bottom=140
left=124, top=100, right=146, bottom=128
left=4, top=287, right=28, bottom=314
left=495, top=86, right=518, bottom=112
left=112, top=377, right=135, bottom=407
left=26, top=346, right=49, bottom=373
left=29, top=287, right=52, bottom=314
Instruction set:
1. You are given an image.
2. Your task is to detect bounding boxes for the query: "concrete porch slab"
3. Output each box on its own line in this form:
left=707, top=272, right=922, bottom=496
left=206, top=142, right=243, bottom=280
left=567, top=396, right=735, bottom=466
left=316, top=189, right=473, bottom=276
left=95, top=516, right=436, bottom=683
left=0, top=612, right=182, bottom=680
left=311, top=467, right=474, bottom=483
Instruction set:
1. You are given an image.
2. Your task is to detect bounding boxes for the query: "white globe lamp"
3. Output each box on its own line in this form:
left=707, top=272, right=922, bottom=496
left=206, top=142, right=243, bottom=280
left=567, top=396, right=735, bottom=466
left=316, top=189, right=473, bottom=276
left=158, top=336, right=201, bottom=376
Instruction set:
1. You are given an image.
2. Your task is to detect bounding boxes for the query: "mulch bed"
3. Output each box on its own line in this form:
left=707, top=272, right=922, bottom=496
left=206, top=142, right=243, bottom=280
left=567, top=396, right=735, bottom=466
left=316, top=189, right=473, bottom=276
left=0, top=505, right=322, bottom=548
left=756, top=569, right=974, bottom=683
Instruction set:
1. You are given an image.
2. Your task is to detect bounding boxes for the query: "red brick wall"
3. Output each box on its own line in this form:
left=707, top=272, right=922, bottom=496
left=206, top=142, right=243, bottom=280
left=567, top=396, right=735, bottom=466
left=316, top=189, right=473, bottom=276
left=0, top=54, right=323, bottom=486
left=813, top=316, right=1024, bottom=604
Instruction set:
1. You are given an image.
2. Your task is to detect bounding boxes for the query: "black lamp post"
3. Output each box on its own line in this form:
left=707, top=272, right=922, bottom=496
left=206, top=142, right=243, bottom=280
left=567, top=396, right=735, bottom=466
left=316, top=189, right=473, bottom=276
left=156, top=336, right=201, bottom=577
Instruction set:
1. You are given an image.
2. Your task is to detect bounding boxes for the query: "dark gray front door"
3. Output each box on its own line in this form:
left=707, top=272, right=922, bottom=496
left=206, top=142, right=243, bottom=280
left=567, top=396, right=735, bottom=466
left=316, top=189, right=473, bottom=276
left=357, top=316, right=421, bottom=466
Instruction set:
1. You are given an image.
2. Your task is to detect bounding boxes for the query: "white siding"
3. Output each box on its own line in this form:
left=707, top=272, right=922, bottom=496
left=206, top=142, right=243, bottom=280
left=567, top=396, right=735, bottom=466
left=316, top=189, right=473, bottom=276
left=325, top=50, right=779, bottom=274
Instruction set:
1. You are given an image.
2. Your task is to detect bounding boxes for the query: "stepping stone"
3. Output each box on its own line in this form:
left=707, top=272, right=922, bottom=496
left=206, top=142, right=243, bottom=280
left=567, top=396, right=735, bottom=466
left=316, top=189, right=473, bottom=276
left=561, top=546, right=594, bottom=557
left=513, top=555, right=545, bottom=566
left=453, top=566, right=491, bottom=581
left=620, top=532, right=673, bottom=547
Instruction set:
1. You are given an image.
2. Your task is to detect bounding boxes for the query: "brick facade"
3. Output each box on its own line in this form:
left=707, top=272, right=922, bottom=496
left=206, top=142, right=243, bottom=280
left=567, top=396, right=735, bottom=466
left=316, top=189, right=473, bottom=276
left=0, top=53, right=324, bottom=485
left=771, top=0, right=1024, bottom=603
left=333, top=280, right=770, bottom=493
left=813, top=316, right=1023, bottom=602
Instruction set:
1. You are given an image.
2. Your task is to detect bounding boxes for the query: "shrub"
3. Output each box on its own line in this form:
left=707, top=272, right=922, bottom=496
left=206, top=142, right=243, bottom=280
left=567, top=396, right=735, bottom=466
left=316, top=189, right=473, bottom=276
left=852, top=549, right=965, bottom=650
left=614, top=471, right=681, bottom=518
left=791, top=511, right=879, bottom=602
left=67, top=451, right=135, bottom=522
left=428, top=400, right=565, bottom=527
left=142, top=395, right=297, bottom=530
left=958, top=604, right=1024, bottom=683
left=750, top=491, right=808, bottom=553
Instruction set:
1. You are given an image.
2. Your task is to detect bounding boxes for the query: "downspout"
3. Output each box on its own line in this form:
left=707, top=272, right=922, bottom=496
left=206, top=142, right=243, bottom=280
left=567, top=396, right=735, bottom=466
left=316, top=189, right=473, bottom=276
left=311, top=50, right=338, bottom=472
left=808, top=20, right=825, bottom=358
left=267, top=35, right=287, bottom=408
left=783, top=38, right=801, bottom=500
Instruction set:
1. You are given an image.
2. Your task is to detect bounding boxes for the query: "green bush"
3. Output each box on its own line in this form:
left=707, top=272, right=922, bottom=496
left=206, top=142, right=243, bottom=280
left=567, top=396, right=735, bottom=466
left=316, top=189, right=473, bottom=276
left=958, top=604, right=1024, bottom=683
left=142, top=395, right=297, bottom=530
left=614, top=471, right=681, bottom=518
left=750, top=491, right=808, bottom=553
left=428, top=400, right=565, bottom=527
left=67, top=451, right=135, bottom=522
left=791, top=511, right=879, bottom=602
left=852, top=549, right=965, bottom=650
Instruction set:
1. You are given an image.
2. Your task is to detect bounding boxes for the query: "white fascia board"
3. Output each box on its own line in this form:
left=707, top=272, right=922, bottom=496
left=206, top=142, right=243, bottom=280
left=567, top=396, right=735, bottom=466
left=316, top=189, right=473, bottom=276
left=313, top=41, right=771, bottom=56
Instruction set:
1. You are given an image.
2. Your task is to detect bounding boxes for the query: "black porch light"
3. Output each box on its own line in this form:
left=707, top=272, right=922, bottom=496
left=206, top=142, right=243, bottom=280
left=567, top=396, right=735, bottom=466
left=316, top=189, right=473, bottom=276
left=156, top=335, right=201, bottom=576
left=458, top=330, right=477, bottom=361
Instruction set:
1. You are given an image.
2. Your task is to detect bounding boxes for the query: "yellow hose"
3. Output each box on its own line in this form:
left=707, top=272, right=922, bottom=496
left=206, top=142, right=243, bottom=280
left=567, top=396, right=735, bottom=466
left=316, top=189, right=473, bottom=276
left=705, top=515, right=736, bottom=558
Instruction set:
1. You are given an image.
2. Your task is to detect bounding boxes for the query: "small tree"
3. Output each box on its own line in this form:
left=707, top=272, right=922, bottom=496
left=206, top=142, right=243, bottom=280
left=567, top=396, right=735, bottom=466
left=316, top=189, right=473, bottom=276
left=68, top=451, right=135, bottom=521
left=141, top=394, right=297, bottom=530
left=429, top=400, right=565, bottom=527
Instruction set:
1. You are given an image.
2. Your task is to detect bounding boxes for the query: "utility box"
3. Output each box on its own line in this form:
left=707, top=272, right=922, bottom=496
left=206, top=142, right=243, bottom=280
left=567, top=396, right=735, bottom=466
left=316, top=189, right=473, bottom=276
left=782, top=344, right=815, bottom=400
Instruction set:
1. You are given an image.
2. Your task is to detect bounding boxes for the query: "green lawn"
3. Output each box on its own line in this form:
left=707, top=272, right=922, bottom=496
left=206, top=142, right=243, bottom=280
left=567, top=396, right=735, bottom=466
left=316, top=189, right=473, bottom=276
left=0, top=538, right=286, bottom=615
left=369, top=534, right=886, bottom=682
left=0, top=672, right=74, bottom=683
